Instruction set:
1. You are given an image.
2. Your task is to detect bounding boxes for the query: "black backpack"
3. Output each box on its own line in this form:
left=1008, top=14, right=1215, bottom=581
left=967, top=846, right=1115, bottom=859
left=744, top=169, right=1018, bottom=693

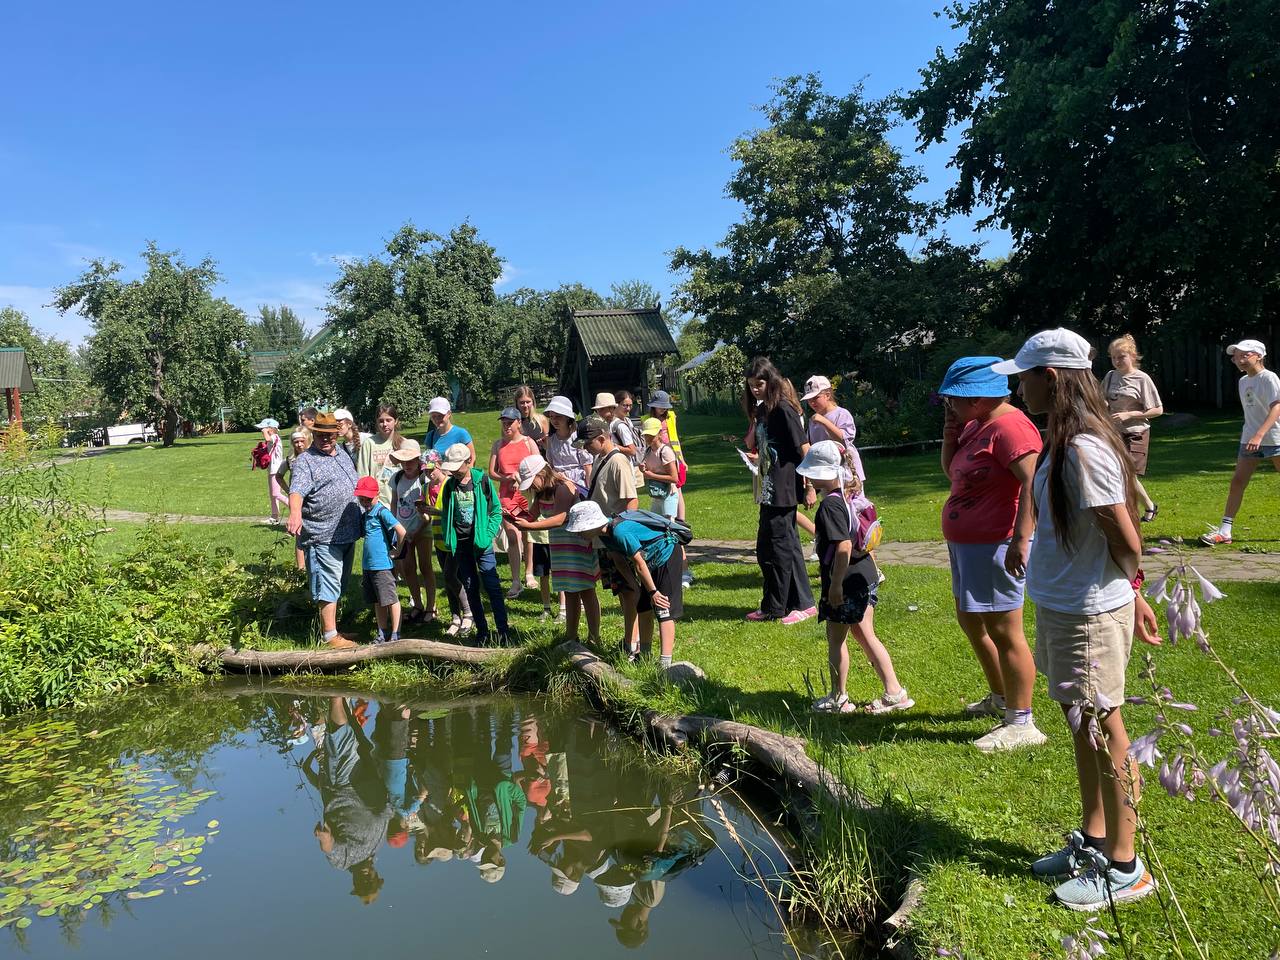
left=613, top=508, right=693, bottom=546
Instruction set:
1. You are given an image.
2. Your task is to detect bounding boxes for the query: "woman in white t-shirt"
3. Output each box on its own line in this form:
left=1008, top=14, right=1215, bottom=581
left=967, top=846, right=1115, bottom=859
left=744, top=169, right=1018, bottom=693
left=993, top=328, right=1161, bottom=914
left=1102, top=335, right=1163, bottom=522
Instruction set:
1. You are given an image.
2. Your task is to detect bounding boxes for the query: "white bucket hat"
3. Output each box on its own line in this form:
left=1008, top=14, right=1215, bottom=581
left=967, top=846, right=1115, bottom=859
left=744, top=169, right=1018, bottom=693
left=565, top=500, right=608, bottom=534
left=991, top=328, right=1093, bottom=375
left=254, top=418, right=279, bottom=429
left=389, top=438, right=422, bottom=463
left=544, top=395, right=576, bottom=419
left=592, top=392, right=617, bottom=410
left=797, top=440, right=843, bottom=481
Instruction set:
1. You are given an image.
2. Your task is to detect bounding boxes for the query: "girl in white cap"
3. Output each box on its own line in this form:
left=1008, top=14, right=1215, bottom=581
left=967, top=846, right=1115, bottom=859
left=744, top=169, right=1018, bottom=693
left=422, top=397, right=476, bottom=466
left=799, top=441, right=910, bottom=714
left=334, top=408, right=363, bottom=465
left=256, top=418, right=288, bottom=523
left=1201, top=339, right=1280, bottom=545
left=993, top=327, right=1161, bottom=912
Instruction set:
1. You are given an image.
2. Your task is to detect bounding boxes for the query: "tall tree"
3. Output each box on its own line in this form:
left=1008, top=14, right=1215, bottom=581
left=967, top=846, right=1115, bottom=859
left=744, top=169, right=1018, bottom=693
left=326, top=223, right=503, bottom=420
left=904, top=0, right=1280, bottom=337
left=670, top=75, right=990, bottom=386
left=53, top=243, right=251, bottom=446
left=492, top=283, right=606, bottom=387
left=0, top=307, right=100, bottom=429
left=606, top=279, right=682, bottom=331
left=248, top=304, right=309, bottom=351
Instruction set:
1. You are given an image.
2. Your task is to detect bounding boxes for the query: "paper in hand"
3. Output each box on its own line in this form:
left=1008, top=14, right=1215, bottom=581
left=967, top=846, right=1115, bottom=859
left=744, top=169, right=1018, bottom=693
left=736, top=447, right=759, bottom=476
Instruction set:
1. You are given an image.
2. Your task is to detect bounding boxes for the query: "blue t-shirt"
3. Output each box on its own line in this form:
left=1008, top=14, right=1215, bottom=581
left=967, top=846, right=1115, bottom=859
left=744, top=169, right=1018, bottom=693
left=361, top=503, right=399, bottom=571
left=601, top=518, right=675, bottom=568
left=423, top=424, right=473, bottom=458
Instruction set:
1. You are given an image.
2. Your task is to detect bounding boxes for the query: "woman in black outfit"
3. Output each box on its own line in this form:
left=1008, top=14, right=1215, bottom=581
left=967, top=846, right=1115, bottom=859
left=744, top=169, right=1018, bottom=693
left=743, top=356, right=817, bottom=624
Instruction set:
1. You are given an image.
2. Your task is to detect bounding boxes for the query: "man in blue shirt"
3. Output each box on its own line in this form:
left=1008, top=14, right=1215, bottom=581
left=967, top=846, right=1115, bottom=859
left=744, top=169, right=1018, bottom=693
left=287, top=412, right=363, bottom=648
left=564, top=502, right=682, bottom=667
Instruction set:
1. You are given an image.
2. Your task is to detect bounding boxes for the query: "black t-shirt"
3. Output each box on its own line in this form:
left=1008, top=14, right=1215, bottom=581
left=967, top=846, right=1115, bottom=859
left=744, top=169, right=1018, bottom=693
left=755, top=403, right=806, bottom=507
left=814, top=492, right=877, bottom=597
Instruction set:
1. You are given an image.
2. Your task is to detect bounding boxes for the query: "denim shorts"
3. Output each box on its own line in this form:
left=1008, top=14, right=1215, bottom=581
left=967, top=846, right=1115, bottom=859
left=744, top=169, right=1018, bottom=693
left=307, top=541, right=354, bottom=603
left=948, top=539, right=1027, bottom=614
left=650, top=490, right=679, bottom=519
left=1239, top=443, right=1280, bottom=460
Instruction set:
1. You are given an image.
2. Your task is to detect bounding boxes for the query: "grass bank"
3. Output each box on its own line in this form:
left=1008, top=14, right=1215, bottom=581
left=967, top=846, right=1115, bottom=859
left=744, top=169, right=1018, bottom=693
left=62, top=410, right=1279, bottom=551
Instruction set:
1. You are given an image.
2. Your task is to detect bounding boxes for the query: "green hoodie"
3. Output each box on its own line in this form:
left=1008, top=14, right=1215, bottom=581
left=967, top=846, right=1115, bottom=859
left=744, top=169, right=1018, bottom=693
left=440, top=467, right=502, bottom=552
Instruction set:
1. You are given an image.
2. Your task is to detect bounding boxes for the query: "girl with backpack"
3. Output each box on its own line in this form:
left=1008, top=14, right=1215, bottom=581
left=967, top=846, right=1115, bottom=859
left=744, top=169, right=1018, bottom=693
left=992, top=329, right=1161, bottom=912
left=511, top=454, right=601, bottom=645
left=388, top=438, right=437, bottom=626
left=743, top=357, right=816, bottom=624
left=254, top=418, right=288, bottom=524
left=640, top=417, right=679, bottom=519
left=488, top=407, right=541, bottom=598
left=938, top=356, right=1046, bottom=752
left=799, top=441, right=911, bottom=715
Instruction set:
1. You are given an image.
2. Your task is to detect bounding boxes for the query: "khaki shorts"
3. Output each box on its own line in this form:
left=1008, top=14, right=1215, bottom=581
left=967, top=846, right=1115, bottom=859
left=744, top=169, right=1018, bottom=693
left=1122, top=430, right=1150, bottom=475
left=1034, top=602, right=1134, bottom=708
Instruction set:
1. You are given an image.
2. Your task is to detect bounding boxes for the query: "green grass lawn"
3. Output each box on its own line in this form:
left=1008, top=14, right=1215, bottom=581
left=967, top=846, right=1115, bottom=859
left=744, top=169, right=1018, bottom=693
left=95, top=514, right=1280, bottom=956
left=65, top=410, right=1279, bottom=553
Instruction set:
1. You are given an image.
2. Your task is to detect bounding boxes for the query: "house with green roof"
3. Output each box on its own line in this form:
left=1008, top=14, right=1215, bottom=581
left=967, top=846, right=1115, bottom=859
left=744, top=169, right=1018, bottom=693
left=248, top=324, right=338, bottom=385
left=0, top=347, right=36, bottom=425
left=557, top=307, right=677, bottom=414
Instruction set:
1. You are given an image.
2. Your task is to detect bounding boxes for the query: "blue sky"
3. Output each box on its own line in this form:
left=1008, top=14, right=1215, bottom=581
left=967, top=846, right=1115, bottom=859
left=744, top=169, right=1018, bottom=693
left=0, top=1, right=1006, bottom=345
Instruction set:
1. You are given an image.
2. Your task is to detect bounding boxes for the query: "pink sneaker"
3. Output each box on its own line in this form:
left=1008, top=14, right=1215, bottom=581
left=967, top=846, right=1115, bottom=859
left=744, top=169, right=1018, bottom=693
left=781, top=606, right=817, bottom=625
left=745, top=610, right=771, bottom=622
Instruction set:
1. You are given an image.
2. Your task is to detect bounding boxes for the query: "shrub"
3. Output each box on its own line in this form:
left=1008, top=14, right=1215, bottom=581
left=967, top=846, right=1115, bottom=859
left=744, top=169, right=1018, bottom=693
left=0, top=428, right=268, bottom=715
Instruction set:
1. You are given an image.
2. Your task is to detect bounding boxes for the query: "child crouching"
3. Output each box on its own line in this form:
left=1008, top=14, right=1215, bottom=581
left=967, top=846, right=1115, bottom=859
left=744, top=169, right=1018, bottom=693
left=799, top=441, right=911, bottom=714
left=355, top=475, right=407, bottom=644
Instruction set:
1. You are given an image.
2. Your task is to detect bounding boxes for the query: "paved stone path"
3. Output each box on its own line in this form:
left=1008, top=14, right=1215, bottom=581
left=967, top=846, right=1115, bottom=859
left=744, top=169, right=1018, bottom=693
left=97, top=508, right=1278, bottom=582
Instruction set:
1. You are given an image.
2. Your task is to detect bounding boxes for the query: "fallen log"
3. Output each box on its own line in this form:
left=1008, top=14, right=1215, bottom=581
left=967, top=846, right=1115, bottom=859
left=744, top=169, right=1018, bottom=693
left=194, top=637, right=516, bottom=673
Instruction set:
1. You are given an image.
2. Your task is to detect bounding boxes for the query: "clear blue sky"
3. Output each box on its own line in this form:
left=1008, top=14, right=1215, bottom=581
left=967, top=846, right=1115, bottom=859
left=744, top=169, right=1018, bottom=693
left=0, top=0, right=1006, bottom=345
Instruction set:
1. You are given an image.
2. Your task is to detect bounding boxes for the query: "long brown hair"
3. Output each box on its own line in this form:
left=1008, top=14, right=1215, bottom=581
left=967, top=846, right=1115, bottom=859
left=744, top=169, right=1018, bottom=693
left=374, top=402, right=406, bottom=448
left=1040, top=368, right=1139, bottom=553
left=742, top=356, right=787, bottom=416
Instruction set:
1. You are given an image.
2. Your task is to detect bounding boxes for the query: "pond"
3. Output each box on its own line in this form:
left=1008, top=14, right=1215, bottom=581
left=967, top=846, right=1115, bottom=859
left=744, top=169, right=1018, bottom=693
left=0, top=682, right=835, bottom=958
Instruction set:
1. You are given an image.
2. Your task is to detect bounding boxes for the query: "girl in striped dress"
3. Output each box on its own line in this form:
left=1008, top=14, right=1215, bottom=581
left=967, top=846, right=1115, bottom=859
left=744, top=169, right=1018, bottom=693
left=512, top=454, right=600, bottom=646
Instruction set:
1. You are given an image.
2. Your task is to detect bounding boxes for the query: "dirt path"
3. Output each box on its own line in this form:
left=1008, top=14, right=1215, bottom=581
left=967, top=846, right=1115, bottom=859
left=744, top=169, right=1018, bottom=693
left=96, top=509, right=1277, bottom=582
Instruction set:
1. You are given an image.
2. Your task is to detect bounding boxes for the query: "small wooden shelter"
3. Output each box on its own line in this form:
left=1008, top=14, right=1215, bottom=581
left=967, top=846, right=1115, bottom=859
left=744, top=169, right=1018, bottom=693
left=0, top=347, right=35, bottom=425
left=558, top=307, right=678, bottom=414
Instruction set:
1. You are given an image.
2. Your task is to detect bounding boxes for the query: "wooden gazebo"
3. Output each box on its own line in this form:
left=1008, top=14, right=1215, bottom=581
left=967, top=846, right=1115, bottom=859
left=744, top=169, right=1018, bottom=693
left=557, top=307, right=678, bottom=414
left=0, top=347, right=35, bottom=425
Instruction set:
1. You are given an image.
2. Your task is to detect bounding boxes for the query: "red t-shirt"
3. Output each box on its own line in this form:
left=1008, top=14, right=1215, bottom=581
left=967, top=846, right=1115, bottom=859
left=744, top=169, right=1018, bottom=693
left=942, top=410, right=1043, bottom=544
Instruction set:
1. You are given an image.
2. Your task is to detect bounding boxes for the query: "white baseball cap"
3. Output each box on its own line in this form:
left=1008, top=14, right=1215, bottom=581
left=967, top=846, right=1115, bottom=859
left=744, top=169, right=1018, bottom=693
left=440, top=442, right=470, bottom=472
left=428, top=397, right=451, bottom=416
left=544, top=395, right=575, bottom=419
left=1227, top=339, right=1267, bottom=358
left=565, top=500, right=609, bottom=534
left=801, top=375, right=832, bottom=401
left=517, top=453, right=547, bottom=490
left=333, top=408, right=353, bottom=422
left=797, top=440, right=843, bottom=481
left=254, top=418, right=279, bottom=429
left=991, top=328, right=1093, bottom=375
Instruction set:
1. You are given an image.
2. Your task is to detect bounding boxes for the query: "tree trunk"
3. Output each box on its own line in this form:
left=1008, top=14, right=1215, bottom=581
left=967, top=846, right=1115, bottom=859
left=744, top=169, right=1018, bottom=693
left=194, top=638, right=511, bottom=672
left=162, top=405, right=179, bottom=446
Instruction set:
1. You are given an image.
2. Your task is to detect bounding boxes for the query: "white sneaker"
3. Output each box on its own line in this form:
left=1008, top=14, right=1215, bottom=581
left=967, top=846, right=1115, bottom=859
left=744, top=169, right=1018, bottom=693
left=974, top=721, right=1047, bottom=753
left=965, top=692, right=1005, bottom=716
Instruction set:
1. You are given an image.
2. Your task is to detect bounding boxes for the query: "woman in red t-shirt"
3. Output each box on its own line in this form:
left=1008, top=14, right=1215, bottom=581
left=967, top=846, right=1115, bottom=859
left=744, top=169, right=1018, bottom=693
left=939, top=357, right=1045, bottom=753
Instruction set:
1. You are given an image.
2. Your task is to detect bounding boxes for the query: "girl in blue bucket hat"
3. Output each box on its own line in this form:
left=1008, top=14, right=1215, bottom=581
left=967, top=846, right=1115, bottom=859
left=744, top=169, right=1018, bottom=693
left=938, top=356, right=1046, bottom=752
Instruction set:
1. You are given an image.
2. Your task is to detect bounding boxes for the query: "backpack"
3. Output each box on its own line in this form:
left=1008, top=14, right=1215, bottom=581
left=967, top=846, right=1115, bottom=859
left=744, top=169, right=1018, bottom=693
left=613, top=508, right=693, bottom=547
left=250, top=440, right=272, bottom=470
left=823, top=490, right=882, bottom=561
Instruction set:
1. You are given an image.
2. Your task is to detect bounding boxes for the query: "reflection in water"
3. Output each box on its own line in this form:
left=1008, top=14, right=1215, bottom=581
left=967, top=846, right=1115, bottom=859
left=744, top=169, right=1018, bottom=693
left=295, top=694, right=717, bottom=945
left=2, top=685, right=825, bottom=958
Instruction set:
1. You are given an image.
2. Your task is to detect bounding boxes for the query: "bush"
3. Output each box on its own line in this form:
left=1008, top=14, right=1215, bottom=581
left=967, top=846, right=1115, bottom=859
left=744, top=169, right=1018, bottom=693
left=0, top=428, right=269, bottom=715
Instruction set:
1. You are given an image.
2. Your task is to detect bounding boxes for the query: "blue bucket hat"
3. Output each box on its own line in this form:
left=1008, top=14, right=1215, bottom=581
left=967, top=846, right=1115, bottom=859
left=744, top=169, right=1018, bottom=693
left=938, top=356, right=1011, bottom=398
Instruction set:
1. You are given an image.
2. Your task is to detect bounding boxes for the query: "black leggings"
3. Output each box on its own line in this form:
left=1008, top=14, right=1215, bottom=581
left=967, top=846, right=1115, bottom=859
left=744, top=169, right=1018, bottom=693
left=756, top=504, right=814, bottom=617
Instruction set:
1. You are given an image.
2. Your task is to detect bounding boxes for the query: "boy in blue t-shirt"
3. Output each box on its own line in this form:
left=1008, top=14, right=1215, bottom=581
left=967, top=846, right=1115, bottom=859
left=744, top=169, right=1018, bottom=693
left=356, top=476, right=407, bottom=643
left=564, top=502, right=682, bottom=667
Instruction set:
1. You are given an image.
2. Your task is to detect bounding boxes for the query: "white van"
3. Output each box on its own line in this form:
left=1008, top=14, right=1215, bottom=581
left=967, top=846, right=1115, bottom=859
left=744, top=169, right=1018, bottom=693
left=104, top=423, right=159, bottom=446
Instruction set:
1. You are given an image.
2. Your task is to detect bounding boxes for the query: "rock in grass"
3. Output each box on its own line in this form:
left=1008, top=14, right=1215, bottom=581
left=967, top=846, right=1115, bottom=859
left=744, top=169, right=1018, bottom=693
left=664, top=661, right=706, bottom=689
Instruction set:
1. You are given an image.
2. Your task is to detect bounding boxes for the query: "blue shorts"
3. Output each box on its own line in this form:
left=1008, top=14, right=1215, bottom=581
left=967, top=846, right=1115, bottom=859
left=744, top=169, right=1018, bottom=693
left=650, top=491, right=679, bottom=519
left=1238, top=443, right=1280, bottom=460
left=948, top=540, right=1027, bottom=614
left=307, top=541, right=355, bottom=603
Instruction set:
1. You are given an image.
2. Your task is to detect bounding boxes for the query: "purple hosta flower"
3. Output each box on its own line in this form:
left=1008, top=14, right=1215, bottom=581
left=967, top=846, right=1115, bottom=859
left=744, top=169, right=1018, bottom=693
left=1062, top=916, right=1109, bottom=960
left=1145, top=567, right=1175, bottom=603
left=1144, top=546, right=1166, bottom=555
left=1188, top=565, right=1226, bottom=603
left=1166, top=702, right=1198, bottom=712
left=1159, top=754, right=1188, bottom=798
left=1129, top=730, right=1164, bottom=767
left=1067, top=703, right=1084, bottom=734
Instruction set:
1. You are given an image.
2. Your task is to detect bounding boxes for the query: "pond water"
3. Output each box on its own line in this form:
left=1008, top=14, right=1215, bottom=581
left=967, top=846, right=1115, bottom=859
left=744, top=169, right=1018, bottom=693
left=1, top=682, right=830, bottom=958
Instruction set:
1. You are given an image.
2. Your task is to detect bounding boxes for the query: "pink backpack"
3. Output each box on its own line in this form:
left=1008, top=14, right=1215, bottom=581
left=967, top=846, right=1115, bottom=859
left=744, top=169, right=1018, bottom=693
left=823, top=490, right=883, bottom=560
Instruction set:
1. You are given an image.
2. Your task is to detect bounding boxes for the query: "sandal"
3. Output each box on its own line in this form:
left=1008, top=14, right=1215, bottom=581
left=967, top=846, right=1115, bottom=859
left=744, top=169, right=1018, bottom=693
left=505, top=583, right=524, bottom=600
left=403, top=607, right=424, bottom=625
left=1141, top=504, right=1159, bottom=523
left=812, top=693, right=850, bottom=714
left=864, top=689, right=914, bottom=715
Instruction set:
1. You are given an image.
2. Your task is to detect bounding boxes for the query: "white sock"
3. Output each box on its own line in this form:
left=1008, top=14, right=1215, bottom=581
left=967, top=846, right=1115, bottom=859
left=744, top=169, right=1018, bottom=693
left=1220, top=517, right=1234, bottom=535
